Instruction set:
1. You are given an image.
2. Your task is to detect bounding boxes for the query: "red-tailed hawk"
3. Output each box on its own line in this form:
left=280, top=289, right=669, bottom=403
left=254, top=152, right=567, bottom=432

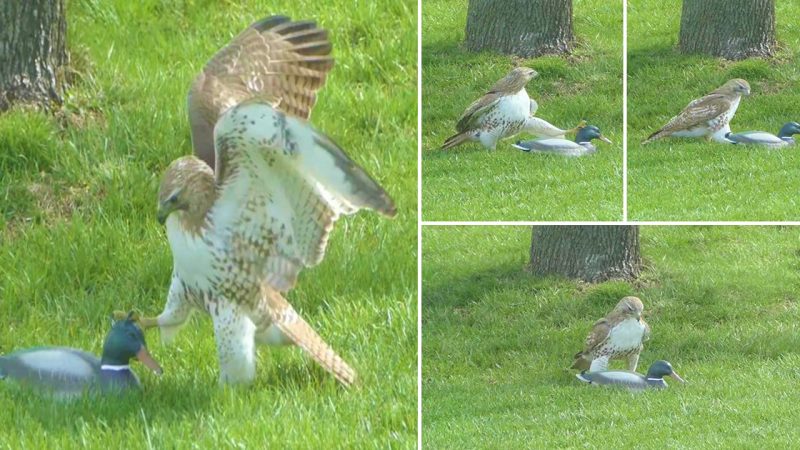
left=643, top=79, right=751, bottom=144
left=571, top=296, right=650, bottom=372
left=121, top=16, right=396, bottom=387
left=441, top=68, right=581, bottom=150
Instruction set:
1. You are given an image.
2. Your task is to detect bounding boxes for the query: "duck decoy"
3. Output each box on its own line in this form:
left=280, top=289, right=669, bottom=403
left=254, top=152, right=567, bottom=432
left=726, top=122, right=800, bottom=148
left=575, top=360, right=684, bottom=390
left=512, top=124, right=612, bottom=156
left=0, top=312, right=162, bottom=398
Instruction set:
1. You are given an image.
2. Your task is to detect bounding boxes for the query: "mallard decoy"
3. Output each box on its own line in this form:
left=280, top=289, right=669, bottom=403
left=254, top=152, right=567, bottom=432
left=512, top=124, right=612, bottom=157
left=0, top=313, right=162, bottom=398
left=726, top=122, right=800, bottom=148
left=575, top=360, right=685, bottom=390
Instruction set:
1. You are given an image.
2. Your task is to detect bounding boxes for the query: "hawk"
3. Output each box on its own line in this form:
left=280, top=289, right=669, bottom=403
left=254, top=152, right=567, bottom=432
left=571, top=296, right=650, bottom=373
left=441, top=67, right=582, bottom=150
left=643, top=79, right=750, bottom=144
left=121, top=16, right=396, bottom=386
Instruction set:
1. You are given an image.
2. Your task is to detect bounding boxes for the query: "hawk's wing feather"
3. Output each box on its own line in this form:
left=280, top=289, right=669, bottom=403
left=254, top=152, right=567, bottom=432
left=456, top=91, right=503, bottom=132
left=212, top=100, right=396, bottom=291
left=188, top=16, right=334, bottom=168
left=583, top=318, right=612, bottom=352
left=656, top=93, right=733, bottom=133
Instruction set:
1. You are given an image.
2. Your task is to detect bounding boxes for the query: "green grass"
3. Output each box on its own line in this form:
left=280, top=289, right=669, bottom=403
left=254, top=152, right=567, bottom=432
left=422, top=226, right=800, bottom=448
left=421, top=0, right=623, bottom=221
left=0, top=0, right=416, bottom=448
left=628, top=0, right=800, bottom=221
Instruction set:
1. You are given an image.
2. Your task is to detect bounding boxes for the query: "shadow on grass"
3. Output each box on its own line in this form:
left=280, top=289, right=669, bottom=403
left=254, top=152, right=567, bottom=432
left=423, top=146, right=489, bottom=157
left=423, top=257, right=635, bottom=314
left=5, top=377, right=214, bottom=430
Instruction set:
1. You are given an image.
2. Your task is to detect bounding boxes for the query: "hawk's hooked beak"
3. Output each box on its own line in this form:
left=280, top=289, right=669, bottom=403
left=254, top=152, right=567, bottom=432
left=136, top=346, right=163, bottom=376
left=157, top=208, right=168, bottom=225
left=157, top=202, right=174, bottom=225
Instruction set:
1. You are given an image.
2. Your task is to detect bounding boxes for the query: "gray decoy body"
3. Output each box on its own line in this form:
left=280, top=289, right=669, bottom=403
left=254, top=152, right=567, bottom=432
left=727, top=122, right=800, bottom=148
left=512, top=124, right=612, bottom=156
left=575, top=360, right=684, bottom=390
left=0, top=314, right=162, bottom=399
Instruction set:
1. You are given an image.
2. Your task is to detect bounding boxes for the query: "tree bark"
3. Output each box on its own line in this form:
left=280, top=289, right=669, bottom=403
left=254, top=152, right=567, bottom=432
left=0, top=0, right=68, bottom=112
left=679, top=0, right=775, bottom=60
left=529, top=226, right=641, bottom=283
left=465, top=0, right=573, bottom=57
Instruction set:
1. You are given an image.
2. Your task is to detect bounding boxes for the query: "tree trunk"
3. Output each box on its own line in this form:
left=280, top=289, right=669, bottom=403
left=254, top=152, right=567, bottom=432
left=465, top=0, right=573, bottom=57
left=679, top=0, right=775, bottom=60
left=529, top=226, right=641, bottom=283
left=0, top=0, right=68, bottom=112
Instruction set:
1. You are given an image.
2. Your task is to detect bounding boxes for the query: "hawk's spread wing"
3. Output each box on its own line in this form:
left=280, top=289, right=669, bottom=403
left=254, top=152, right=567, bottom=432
left=188, top=16, right=334, bottom=168
left=211, top=100, right=396, bottom=292
left=583, top=318, right=612, bottom=352
left=456, top=91, right=503, bottom=132
left=656, top=93, right=733, bottom=134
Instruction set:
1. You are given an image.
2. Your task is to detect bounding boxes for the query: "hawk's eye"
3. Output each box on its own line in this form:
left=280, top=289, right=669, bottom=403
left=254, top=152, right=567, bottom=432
left=168, top=194, right=179, bottom=204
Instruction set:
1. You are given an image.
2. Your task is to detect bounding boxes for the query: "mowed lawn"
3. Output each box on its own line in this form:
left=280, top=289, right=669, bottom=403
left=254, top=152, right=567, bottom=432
left=421, top=0, right=623, bottom=222
left=628, top=0, right=800, bottom=221
left=0, top=0, right=417, bottom=448
left=422, top=226, right=800, bottom=448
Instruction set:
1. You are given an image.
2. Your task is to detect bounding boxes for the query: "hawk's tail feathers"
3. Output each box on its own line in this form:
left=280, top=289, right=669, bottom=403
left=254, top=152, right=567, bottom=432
left=441, top=131, right=472, bottom=150
left=275, top=311, right=357, bottom=387
left=263, top=291, right=356, bottom=387
left=642, top=130, right=666, bottom=145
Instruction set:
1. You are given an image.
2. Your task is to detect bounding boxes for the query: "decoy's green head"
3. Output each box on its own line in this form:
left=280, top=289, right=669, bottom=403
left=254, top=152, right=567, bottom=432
left=646, top=360, right=685, bottom=383
left=157, top=156, right=216, bottom=226
left=779, top=122, right=800, bottom=138
left=575, top=125, right=613, bottom=145
left=103, top=312, right=163, bottom=375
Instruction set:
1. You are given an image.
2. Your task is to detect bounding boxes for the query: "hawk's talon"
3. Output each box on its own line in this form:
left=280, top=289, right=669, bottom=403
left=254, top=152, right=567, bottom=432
left=112, top=310, right=158, bottom=329
left=568, top=119, right=589, bottom=135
